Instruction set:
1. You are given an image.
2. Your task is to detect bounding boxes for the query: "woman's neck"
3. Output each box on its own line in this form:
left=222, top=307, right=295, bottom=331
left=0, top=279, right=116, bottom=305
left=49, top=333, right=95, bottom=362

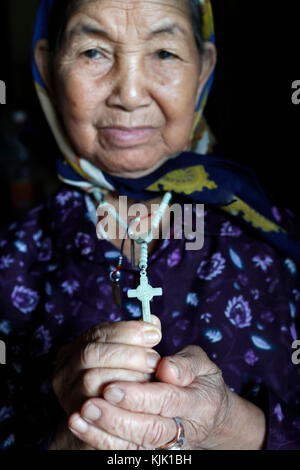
left=101, top=191, right=165, bottom=264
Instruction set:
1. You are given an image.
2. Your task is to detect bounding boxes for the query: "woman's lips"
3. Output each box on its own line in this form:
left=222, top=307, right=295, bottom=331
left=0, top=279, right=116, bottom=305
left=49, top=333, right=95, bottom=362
left=100, top=126, right=157, bottom=145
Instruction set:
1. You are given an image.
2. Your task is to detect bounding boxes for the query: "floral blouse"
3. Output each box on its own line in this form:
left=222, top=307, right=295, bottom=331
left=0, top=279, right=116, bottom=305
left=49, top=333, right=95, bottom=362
left=0, top=186, right=299, bottom=449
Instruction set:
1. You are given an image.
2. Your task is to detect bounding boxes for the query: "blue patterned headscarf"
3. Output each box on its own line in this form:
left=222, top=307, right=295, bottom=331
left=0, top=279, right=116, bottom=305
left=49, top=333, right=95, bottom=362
left=32, top=0, right=300, bottom=263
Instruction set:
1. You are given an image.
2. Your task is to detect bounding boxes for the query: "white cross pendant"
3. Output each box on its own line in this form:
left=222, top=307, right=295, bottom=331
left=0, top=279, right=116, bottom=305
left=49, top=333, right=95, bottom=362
left=127, top=273, right=162, bottom=323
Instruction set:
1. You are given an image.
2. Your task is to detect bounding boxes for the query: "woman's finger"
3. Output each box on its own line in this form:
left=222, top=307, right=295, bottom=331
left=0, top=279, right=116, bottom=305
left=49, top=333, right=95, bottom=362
left=103, top=381, right=197, bottom=418
left=52, top=343, right=160, bottom=413
left=55, top=367, right=153, bottom=415
left=101, top=345, right=223, bottom=418
left=68, top=411, right=145, bottom=450
left=75, top=342, right=161, bottom=373
left=156, top=345, right=221, bottom=387
left=54, top=317, right=161, bottom=373
left=102, top=372, right=226, bottom=424
left=83, top=318, right=161, bottom=348
left=77, top=367, right=152, bottom=397
left=76, top=398, right=179, bottom=450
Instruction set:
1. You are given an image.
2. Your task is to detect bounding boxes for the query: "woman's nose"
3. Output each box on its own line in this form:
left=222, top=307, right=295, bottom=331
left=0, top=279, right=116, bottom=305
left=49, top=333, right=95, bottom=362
left=106, top=55, right=151, bottom=111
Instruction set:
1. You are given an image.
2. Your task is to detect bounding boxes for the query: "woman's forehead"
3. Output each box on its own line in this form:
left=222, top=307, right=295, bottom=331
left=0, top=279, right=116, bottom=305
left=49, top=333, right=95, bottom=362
left=67, top=0, right=192, bottom=27
left=75, top=0, right=190, bottom=12
left=65, top=0, right=194, bottom=41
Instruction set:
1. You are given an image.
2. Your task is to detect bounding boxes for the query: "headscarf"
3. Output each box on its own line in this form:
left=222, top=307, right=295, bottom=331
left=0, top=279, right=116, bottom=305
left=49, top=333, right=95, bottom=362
left=32, top=0, right=300, bottom=263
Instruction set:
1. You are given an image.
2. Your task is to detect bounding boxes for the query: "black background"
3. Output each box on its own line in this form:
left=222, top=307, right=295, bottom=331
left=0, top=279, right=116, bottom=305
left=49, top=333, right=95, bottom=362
left=0, top=0, right=300, bottom=227
left=209, top=1, right=300, bottom=216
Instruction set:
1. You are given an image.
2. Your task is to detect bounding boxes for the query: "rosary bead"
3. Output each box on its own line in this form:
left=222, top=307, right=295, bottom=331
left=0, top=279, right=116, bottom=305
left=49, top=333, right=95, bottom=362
left=110, top=270, right=121, bottom=283
left=97, top=192, right=172, bottom=319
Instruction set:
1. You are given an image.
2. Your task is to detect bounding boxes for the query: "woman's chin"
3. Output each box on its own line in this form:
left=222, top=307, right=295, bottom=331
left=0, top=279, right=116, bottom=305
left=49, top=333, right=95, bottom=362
left=92, top=152, right=169, bottom=179
left=99, top=163, right=160, bottom=179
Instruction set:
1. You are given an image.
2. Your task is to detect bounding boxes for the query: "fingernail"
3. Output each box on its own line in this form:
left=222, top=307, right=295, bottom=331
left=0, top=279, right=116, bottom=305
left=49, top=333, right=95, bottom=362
left=144, top=328, right=161, bottom=345
left=150, top=315, right=161, bottom=327
left=167, top=359, right=180, bottom=378
left=70, top=415, right=88, bottom=434
left=83, top=404, right=101, bottom=422
left=147, top=351, right=160, bottom=369
left=104, top=387, right=124, bottom=404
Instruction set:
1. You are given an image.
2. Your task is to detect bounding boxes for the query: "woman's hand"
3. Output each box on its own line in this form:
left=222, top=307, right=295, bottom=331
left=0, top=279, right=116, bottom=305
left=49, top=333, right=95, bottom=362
left=67, top=345, right=267, bottom=450
left=49, top=316, right=162, bottom=450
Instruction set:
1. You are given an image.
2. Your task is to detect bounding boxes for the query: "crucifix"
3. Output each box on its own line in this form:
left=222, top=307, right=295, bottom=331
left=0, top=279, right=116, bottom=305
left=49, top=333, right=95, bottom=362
left=127, top=272, right=163, bottom=323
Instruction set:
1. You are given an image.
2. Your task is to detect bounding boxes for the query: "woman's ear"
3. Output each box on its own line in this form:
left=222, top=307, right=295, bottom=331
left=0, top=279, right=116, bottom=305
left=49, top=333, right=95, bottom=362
left=34, top=39, right=56, bottom=100
left=196, top=41, right=217, bottom=104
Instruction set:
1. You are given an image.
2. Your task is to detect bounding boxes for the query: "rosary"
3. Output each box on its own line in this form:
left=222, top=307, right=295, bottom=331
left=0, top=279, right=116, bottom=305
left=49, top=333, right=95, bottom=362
left=97, top=192, right=172, bottom=323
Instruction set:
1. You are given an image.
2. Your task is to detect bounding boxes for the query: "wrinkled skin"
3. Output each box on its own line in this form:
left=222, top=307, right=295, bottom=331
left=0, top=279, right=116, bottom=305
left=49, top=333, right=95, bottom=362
left=50, top=316, right=163, bottom=449
left=50, top=316, right=265, bottom=450
left=35, top=0, right=266, bottom=450
left=36, top=0, right=216, bottom=177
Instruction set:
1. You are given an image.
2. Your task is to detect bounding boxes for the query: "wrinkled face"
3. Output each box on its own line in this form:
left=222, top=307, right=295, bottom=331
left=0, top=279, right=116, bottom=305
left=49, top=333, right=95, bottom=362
left=53, top=0, right=207, bottom=176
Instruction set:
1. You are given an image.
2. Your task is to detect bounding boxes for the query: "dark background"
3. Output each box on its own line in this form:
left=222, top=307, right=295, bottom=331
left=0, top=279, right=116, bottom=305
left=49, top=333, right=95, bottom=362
left=0, top=0, right=299, bottom=228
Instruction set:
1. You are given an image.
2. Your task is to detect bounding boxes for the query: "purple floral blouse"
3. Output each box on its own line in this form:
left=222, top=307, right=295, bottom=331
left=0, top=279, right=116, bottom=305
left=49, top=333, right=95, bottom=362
left=0, top=186, right=299, bottom=449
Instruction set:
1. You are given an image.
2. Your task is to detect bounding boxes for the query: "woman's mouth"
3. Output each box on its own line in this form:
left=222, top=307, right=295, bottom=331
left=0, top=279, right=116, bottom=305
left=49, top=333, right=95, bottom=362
left=100, top=126, right=157, bottom=146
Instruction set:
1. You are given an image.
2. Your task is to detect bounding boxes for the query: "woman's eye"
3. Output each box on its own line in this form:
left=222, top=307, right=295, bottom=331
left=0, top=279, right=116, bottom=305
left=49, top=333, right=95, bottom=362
left=157, top=50, right=175, bottom=60
left=82, top=49, right=101, bottom=60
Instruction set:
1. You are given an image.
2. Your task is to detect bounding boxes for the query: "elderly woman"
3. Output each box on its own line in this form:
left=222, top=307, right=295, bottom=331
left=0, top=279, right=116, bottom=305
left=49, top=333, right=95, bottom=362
left=0, top=0, right=299, bottom=450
